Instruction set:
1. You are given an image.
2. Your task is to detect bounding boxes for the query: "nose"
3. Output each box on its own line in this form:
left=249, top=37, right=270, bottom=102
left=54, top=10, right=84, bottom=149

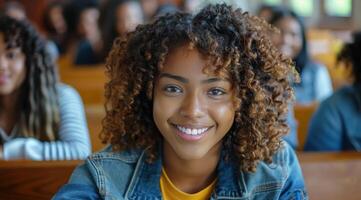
left=179, top=92, right=205, bottom=119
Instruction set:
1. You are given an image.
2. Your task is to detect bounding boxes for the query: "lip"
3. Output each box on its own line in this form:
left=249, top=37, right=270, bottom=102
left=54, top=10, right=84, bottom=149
left=0, top=74, right=8, bottom=85
left=170, top=122, right=214, bottom=142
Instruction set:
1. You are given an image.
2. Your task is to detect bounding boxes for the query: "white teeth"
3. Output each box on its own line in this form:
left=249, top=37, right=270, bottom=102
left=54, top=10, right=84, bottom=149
left=176, top=125, right=209, bottom=136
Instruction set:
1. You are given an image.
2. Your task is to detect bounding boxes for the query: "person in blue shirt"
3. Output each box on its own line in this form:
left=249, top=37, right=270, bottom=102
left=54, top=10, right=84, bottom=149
left=54, top=4, right=307, bottom=199
left=270, top=8, right=333, bottom=105
left=304, top=31, right=361, bottom=151
left=0, top=15, right=91, bottom=160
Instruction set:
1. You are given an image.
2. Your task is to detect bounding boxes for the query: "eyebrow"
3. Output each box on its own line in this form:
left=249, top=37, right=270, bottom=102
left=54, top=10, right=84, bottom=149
left=159, top=73, right=188, bottom=83
left=159, top=73, right=229, bottom=84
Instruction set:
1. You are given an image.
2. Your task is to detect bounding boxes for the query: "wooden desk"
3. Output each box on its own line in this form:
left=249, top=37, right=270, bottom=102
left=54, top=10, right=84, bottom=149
left=298, top=152, right=361, bottom=200
left=1, top=152, right=360, bottom=199
left=0, top=160, right=81, bottom=200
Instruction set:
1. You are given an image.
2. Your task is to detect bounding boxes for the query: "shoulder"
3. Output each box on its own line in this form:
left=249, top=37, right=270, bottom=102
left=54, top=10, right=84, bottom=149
left=67, top=146, right=146, bottom=197
left=69, top=146, right=144, bottom=183
left=320, top=86, right=357, bottom=111
left=57, top=83, right=80, bottom=97
left=241, top=142, right=305, bottom=196
left=306, top=60, right=327, bottom=70
left=242, top=141, right=299, bottom=184
left=88, top=145, right=144, bottom=163
left=56, top=83, right=84, bottom=106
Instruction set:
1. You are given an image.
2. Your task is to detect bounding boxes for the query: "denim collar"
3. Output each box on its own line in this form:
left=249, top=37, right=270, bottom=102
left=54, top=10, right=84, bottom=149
left=124, top=147, right=248, bottom=199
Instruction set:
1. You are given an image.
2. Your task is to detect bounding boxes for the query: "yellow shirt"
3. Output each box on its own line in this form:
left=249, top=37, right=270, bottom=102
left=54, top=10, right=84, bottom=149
left=160, top=168, right=217, bottom=200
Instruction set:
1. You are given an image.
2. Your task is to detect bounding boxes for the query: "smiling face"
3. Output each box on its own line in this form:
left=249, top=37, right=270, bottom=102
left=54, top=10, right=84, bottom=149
left=153, top=44, right=236, bottom=161
left=0, top=33, right=26, bottom=96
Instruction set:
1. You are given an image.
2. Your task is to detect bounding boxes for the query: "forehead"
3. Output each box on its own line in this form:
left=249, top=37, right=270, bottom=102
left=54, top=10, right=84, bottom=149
left=0, top=31, right=22, bottom=50
left=277, top=16, right=301, bottom=32
left=161, top=44, right=229, bottom=78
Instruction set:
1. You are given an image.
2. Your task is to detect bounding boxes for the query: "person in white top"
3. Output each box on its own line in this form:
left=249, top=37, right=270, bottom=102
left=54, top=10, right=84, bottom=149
left=0, top=15, right=91, bottom=160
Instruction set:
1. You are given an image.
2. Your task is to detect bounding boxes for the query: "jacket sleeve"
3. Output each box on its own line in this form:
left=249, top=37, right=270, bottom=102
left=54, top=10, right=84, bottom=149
left=279, top=142, right=308, bottom=200
left=52, top=184, right=101, bottom=200
left=53, top=162, right=101, bottom=200
left=3, top=84, right=91, bottom=160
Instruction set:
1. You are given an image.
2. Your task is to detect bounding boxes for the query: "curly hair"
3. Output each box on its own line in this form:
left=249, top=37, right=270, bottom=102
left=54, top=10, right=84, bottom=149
left=101, top=4, right=297, bottom=172
left=337, top=31, right=361, bottom=87
left=0, top=15, right=59, bottom=141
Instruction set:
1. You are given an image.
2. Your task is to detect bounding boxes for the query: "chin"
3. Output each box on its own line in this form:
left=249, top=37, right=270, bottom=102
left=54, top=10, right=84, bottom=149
left=174, top=148, right=210, bottom=161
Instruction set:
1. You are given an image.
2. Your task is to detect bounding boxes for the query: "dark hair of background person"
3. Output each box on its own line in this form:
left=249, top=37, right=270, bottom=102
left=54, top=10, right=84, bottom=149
left=101, top=4, right=297, bottom=172
left=98, top=0, right=142, bottom=60
left=257, top=4, right=278, bottom=22
left=62, top=0, right=98, bottom=50
left=269, top=8, right=309, bottom=74
left=0, top=15, right=60, bottom=141
left=42, top=1, right=67, bottom=54
left=337, top=31, right=361, bottom=87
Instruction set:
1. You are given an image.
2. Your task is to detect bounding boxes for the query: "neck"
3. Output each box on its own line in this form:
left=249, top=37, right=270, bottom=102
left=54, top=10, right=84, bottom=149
left=162, top=142, right=221, bottom=194
left=0, top=89, right=22, bottom=133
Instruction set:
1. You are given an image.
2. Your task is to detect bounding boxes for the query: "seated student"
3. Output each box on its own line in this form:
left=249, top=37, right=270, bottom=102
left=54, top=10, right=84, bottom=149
left=54, top=4, right=307, bottom=199
left=270, top=8, right=333, bottom=105
left=304, top=31, right=361, bottom=151
left=99, top=0, right=144, bottom=61
left=0, top=16, right=91, bottom=160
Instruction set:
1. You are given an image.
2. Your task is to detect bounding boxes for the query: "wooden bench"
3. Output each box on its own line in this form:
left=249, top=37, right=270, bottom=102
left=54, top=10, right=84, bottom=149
left=298, top=152, right=361, bottom=200
left=294, top=103, right=318, bottom=150
left=59, top=63, right=107, bottom=105
left=0, top=160, right=81, bottom=200
left=85, top=105, right=106, bottom=152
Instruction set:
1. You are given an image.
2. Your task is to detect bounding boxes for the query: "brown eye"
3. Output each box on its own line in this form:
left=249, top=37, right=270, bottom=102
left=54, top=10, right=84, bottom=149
left=208, top=88, right=226, bottom=96
left=6, top=51, right=16, bottom=59
left=163, top=85, right=183, bottom=96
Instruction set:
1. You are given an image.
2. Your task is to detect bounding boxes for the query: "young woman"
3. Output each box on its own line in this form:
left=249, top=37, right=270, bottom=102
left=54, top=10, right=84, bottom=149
left=99, top=0, right=144, bottom=60
left=0, top=16, right=91, bottom=160
left=305, top=31, right=361, bottom=151
left=270, top=8, right=333, bottom=105
left=54, top=4, right=307, bottom=199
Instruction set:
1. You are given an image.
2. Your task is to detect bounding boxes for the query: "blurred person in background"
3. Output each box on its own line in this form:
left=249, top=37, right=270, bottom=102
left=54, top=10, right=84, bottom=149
left=304, top=31, right=361, bottom=151
left=270, top=8, right=333, bottom=105
left=43, top=1, right=68, bottom=55
left=0, top=15, right=91, bottom=160
left=140, top=0, right=158, bottom=22
left=2, top=0, right=59, bottom=63
left=99, top=0, right=143, bottom=60
left=257, top=4, right=278, bottom=22
left=1, top=1, right=26, bottom=20
left=63, top=0, right=102, bottom=65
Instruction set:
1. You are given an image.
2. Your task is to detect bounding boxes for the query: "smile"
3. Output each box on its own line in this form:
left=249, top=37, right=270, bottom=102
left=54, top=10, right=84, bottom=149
left=176, top=125, right=209, bottom=136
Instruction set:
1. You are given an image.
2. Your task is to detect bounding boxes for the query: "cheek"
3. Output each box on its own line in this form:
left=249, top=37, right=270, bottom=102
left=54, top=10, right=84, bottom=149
left=13, top=60, right=26, bottom=84
left=152, top=91, right=178, bottom=127
left=211, top=103, right=235, bottom=129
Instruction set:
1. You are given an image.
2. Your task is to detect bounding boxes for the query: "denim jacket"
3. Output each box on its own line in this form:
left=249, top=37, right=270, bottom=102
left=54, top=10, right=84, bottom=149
left=53, top=142, right=307, bottom=200
left=304, top=85, right=361, bottom=151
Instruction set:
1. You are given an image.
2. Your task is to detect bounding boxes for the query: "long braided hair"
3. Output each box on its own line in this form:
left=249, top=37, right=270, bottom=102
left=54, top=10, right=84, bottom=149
left=0, top=15, right=60, bottom=141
